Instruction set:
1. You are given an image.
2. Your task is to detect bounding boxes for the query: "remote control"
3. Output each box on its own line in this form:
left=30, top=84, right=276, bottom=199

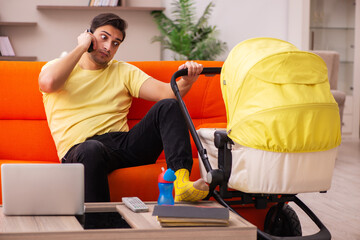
left=122, top=197, right=149, bottom=213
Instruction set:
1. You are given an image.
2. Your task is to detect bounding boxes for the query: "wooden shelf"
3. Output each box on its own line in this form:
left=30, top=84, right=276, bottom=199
left=0, top=22, right=38, bottom=61
left=0, top=56, right=37, bottom=61
left=310, top=26, right=355, bottom=30
left=0, top=22, right=37, bottom=27
left=37, top=5, right=165, bottom=11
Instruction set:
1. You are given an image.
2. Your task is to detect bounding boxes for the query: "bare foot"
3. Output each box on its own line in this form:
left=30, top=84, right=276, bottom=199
left=193, top=178, right=209, bottom=191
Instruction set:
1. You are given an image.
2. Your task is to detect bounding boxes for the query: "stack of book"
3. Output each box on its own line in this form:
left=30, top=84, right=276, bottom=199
left=152, top=205, right=230, bottom=227
left=88, top=0, right=122, bottom=6
left=0, top=36, right=15, bottom=56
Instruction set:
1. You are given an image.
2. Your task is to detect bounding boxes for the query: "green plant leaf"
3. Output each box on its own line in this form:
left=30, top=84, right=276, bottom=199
left=151, top=0, right=227, bottom=60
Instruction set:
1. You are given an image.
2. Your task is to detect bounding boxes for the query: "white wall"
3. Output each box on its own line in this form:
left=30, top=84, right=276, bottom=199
left=162, top=0, right=309, bottom=61
left=0, top=0, right=308, bottom=62
left=0, top=0, right=162, bottom=61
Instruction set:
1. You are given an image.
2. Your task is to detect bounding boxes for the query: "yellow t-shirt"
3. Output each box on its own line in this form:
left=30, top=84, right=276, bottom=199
left=42, top=60, right=150, bottom=160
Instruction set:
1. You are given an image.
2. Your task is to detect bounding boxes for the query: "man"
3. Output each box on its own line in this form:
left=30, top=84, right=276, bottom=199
left=38, top=13, right=209, bottom=202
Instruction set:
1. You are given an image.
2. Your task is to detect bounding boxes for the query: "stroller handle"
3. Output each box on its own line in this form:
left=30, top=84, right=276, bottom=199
left=170, top=67, right=221, bottom=99
left=170, top=67, right=221, bottom=87
left=170, top=67, right=222, bottom=173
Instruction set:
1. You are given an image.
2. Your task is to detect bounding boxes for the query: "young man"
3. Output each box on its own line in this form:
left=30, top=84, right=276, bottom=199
left=38, top=13, right=209, bottom=202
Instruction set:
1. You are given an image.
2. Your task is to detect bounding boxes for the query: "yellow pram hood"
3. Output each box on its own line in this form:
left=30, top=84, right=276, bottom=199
left=221, top=38, right=341, bottom=153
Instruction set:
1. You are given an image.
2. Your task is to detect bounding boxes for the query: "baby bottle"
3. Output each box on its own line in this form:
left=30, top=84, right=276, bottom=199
left=157, top=167, right=176, bottom=205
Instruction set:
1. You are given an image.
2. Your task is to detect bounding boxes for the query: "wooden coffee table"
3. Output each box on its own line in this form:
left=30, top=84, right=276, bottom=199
left=0, top=201, right=256, bottom=240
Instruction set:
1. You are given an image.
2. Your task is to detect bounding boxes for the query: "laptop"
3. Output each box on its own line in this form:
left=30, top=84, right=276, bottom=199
left=1, top=163, right=84, bottom=216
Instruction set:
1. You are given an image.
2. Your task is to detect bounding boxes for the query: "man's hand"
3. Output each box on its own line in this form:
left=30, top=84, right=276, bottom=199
left=78, top=30, right=96, bottom=52
left=178, top=61, right=203, bottom=84
left=39, top=30, right=97, bottom=93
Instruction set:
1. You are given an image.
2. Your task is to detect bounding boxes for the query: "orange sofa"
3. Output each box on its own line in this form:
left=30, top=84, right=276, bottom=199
left=0, top=60, right=226, bottom=204
left=1, top=60, right=276, bottom=230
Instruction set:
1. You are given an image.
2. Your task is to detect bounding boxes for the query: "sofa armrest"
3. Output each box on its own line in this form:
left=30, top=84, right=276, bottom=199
left=331, top=89, right=346, bottom=128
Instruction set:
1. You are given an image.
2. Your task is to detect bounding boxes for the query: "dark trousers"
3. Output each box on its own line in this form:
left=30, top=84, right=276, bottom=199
left=62, top=99, right=193, bottom=202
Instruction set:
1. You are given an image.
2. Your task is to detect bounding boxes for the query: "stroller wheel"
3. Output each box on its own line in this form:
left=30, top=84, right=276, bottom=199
left=263, top=203, right=302, bottom=237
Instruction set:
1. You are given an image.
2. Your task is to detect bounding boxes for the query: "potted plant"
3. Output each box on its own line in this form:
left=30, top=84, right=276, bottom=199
left=151, top=0, right=227, bottom=60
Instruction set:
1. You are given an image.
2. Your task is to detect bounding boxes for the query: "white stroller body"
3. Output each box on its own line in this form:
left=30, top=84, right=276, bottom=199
left=198, top=128, right=338, bottom=194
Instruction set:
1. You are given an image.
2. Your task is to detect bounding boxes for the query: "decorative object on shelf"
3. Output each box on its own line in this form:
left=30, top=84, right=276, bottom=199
left=151, top=0, right=227, bottom=60
left=0, top=36, right=15, bottom=56
left=89, top=0, right=123, bottom=7
left=0, top=22, right=37, bottom=61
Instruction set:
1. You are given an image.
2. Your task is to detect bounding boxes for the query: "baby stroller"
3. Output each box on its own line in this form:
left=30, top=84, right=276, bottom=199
left=171, top=38, right=341, bottom=240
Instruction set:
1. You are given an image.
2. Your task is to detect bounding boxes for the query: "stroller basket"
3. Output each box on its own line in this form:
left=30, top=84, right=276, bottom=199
left=170, top=36, right=340, bottom=240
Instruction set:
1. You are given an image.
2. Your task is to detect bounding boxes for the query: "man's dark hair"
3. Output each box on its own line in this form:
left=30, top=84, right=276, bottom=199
left=90, top=13, right=127, bottom=42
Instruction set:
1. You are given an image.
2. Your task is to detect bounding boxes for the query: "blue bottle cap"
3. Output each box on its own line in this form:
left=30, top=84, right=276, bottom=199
left=158, top=168, right=176, bottom=183
left=163, top=169, right=176, bottom=182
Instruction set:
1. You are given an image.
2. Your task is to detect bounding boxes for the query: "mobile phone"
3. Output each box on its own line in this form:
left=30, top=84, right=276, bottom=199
left=87, top=29, right=94, bottom=52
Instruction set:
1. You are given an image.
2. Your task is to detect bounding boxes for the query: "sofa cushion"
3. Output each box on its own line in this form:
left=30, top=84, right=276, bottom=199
left=128, top=61, right=225, bottom=122
left=0, top=120, right=58, bottom=162
left=0, top=61, right=59, bottom=162
left=0, top=61, right=46, bottom=120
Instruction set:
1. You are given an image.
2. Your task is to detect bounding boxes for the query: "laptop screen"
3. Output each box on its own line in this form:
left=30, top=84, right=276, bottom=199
left=1, top=163, right=84, bottom=215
